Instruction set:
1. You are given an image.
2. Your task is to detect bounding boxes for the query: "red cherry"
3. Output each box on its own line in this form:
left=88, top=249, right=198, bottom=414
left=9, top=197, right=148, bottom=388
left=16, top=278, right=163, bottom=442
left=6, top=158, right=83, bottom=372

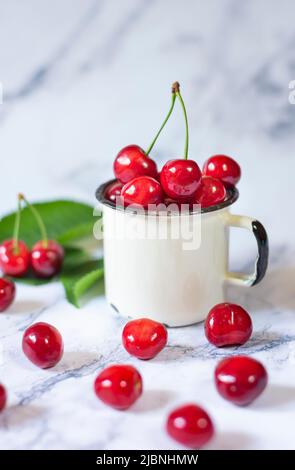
left=215, top=356, right=268, bottom=406
left=105, top=180, right=123, bottom=204
left=166, top=404, right=214, bottom=449
left=160, top=159, right=202, bottom=200
left=0, top=383, right=7, bottom=412
left=205, top=303, right=252, bottom=347
left=122, top=318, right=168, bottom=360
left=203, top=155, right=241, bottom=186
left=31, top=240, right=64, bottom=279
left=121, top=176, right=163, bottom=209
left=164, top=197, right=181, bottom=207
left=22, top=322, right=64, bottom=369
left=0, top=278, right=16, bottom=312
left=0, top=240, right=30, bottom=277
left=94, top=364, right=142, bottom=410
left=193, top=176, right=226, bottom=208
left=114, top=145, right=158, bottom=184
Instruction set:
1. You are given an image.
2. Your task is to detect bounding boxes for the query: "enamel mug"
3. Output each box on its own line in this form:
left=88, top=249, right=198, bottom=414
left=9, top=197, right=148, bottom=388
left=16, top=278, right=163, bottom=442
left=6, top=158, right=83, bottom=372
left=96, top=181, right=268, bottom=327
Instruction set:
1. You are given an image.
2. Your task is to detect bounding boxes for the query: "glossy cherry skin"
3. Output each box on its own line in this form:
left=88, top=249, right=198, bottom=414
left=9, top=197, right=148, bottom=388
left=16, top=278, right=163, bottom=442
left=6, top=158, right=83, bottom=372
left=203, top=155, right=241, bottom=187
left=215, top=356, right=268, bottom=406
left=122, top=318, right=168, bottom=360
left=160, top=159, right=202, bottom=200
left=114, top=145, right=158, bottom=184
left=94, top=364, right=142, bottom=410
left=31, top=240, right=64, bottom=278
left=22, top=322, right=64, bottom=369
left=105, top=180, right=123, bottom=204
left=166, top=404, right=214, bottom=449
left=121, top=176, right=163, bottom=209
left=0, top=384, right=7, bottom=412
left=0, top=278, right=16, bottom=312
left=0, top=240, right=30, bottom=277
left=193, top=176, right=226, bottom=208
left=205, top=303, right=252, bottom=347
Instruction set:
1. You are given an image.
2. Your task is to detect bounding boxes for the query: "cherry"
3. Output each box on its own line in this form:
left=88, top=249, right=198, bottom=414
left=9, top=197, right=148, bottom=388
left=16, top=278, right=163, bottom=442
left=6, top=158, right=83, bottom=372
left=166, top=404, right=214, bottom=449
left=19, top=194, right=64, bottom=279
left=22, top=322, right=64, bottom=369
left=0, top=384, right=7, bottom=412
left=193, top=176, right=226, bottom=208
left=160, top=159, right=202, bottom=200
left=114, top=145, right=158, bottom=184
left=122, top=318, right=168, bottom=360
left=0, top=240, right=30, bottom=277
left=94, top=364, right=142, bottom=410
left=105, top=180, right=123, bottom=203
left=215, top=356, right=268, bottom=406
left=0, top=278, right=16, bottom=312
left=203, top=155, right=241, bottom=187
left=121, top=176, right=163, bottom=209
left=205, top=303, right=252, bottom=347
left=31, top=240, right=64, bottom=279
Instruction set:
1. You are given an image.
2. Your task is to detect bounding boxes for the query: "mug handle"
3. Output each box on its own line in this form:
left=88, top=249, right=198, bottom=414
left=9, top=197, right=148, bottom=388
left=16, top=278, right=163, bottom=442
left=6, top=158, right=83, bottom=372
left=224, top=214, right=269, bottom=287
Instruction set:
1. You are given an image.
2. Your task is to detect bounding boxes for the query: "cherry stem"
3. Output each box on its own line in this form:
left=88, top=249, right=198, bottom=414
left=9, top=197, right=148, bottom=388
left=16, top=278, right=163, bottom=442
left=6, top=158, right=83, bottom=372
left=19, top=194, right=48, bottom=247
left=145, top=84, right=177, bottom=155
left=12, top=195, right=22, bottom=254
left=174, top=82, right=189, bottom=159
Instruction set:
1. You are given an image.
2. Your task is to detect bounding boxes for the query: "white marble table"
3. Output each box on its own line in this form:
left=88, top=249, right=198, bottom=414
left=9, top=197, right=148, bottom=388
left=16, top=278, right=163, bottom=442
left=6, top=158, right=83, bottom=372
left=1, top=0, right=295, bottom=450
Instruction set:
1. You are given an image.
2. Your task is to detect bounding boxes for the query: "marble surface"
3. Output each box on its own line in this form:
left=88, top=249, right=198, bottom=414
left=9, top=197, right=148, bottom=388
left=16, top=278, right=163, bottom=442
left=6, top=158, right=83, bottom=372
left=1, top=0, right=295, bottom=450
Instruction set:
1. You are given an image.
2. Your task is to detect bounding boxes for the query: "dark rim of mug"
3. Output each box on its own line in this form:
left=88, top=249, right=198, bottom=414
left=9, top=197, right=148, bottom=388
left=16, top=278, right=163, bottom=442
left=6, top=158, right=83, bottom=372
left=95, top=179, right=239, bottom=215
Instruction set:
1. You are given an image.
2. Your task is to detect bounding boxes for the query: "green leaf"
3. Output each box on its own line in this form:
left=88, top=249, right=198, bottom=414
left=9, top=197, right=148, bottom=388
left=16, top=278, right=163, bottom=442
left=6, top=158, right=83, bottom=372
left=0, top=200, right=104, bottom=306
left=61, top=258, right=104, bottom=307
left=0, top=199, right=98, bottom=248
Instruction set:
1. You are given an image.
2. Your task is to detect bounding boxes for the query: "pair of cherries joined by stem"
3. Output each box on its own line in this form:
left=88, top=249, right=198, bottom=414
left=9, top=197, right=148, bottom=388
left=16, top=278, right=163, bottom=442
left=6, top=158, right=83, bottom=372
left=0, top=194, right=64, bottom=280
left=109, top=82, right=241, bottom=210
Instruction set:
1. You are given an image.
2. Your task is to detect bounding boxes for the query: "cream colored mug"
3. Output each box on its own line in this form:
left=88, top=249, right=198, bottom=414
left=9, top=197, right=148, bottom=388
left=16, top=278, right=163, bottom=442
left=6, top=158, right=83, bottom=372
left=96, top=181, right=268, bottom=327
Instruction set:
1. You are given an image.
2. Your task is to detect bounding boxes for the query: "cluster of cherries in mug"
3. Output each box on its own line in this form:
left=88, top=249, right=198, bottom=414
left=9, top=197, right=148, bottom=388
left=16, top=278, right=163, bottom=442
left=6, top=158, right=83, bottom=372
left=0, top=302, right=267, bottom=449
left=106, top=147, right=241, bottom=209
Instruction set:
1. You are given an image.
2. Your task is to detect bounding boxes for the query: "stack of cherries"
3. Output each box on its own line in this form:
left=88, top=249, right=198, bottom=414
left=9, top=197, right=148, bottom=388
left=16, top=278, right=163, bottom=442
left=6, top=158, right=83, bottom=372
left=0, top=302, right=267, bottom=450
left=105, top=82, right=241, bottom=210
left=0, top=194, right=64, bottom=316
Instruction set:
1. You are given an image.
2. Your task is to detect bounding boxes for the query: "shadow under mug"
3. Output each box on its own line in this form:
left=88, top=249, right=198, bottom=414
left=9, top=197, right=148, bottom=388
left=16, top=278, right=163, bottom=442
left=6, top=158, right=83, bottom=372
left=96, top=180, right=268, bottom=327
